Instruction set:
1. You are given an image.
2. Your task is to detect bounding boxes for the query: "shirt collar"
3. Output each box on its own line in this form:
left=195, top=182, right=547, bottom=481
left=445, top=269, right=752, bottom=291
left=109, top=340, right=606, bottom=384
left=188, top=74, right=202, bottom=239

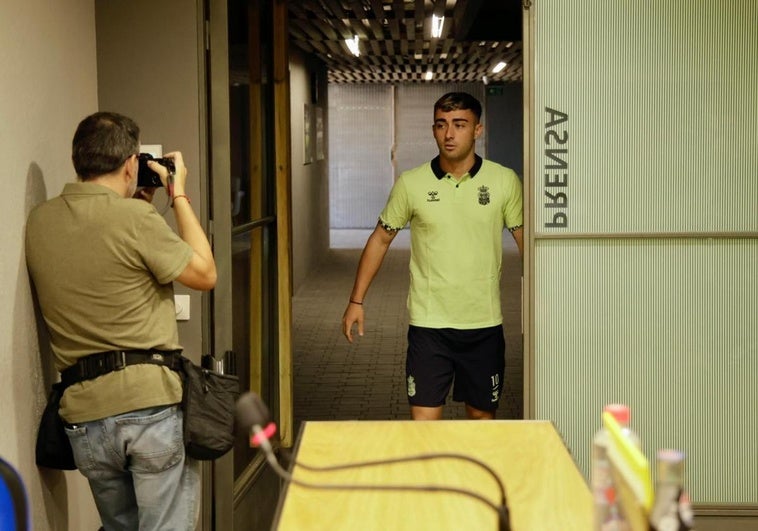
left=61, top=181, right=122, bottom=198
left=431, top=154, right=483, bottom=180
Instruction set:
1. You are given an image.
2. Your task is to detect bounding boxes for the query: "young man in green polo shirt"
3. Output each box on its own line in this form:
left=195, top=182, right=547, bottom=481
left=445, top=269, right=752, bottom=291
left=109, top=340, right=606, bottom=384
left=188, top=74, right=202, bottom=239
left=342, top=92, right=523, bottom=420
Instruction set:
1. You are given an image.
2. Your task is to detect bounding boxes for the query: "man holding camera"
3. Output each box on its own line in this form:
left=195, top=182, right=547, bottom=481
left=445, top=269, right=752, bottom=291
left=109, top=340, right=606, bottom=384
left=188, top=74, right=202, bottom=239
left=26, top=111, right=216, bottom=530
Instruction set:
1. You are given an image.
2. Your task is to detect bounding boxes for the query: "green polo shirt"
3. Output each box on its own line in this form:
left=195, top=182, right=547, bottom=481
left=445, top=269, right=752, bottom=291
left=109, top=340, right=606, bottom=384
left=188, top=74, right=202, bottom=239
left=379, top=155, right=522, bottom=329
left=26, top=182, right=193, bottom=423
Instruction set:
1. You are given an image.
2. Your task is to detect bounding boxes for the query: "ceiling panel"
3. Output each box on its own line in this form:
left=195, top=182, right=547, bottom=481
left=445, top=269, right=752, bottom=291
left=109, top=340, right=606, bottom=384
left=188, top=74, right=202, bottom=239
left=288, top=0, right=524, bottom=84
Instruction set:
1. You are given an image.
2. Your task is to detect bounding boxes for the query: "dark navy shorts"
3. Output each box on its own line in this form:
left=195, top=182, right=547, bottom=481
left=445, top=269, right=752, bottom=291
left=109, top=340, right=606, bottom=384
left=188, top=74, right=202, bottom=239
left=405, top=324, right=505, bottom=412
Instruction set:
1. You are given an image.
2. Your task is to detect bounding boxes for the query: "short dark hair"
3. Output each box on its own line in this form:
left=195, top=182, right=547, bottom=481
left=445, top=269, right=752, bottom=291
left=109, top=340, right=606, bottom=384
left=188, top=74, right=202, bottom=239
left=433, top=92, right=482, bottom=121
left=72, top=112, right=140, bottom=180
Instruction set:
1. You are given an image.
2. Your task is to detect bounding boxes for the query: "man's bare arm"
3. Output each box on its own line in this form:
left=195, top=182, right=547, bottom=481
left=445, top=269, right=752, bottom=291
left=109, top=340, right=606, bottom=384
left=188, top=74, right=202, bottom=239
left=341, top=222, right=398, bottom=342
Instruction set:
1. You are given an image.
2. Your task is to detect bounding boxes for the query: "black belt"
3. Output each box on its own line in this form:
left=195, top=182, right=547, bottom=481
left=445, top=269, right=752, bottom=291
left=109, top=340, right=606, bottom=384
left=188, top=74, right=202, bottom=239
left=60, top=349, right=183, bottom=389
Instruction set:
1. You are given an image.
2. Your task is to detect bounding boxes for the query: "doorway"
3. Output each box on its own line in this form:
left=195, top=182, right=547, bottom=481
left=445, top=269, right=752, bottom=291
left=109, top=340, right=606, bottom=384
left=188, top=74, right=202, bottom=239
left=205, top=0, right=292, bottom=528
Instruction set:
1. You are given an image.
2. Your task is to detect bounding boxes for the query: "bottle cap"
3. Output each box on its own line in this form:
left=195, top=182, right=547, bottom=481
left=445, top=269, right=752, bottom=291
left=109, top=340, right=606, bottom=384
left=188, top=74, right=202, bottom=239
left=657, top=448, right=685, bottom=462
left=603, top=403, right=631, bottom=425
left=656, top=448, right=685, bottom=482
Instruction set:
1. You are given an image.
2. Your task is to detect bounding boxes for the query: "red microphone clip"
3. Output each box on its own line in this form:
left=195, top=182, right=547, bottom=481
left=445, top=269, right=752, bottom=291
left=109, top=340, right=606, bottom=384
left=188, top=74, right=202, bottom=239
left=250, top=422, right=277, bottom=447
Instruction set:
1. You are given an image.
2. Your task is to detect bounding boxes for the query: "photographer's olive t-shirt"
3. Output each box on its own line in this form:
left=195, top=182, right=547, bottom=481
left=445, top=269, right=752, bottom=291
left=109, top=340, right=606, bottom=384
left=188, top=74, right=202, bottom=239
left=26, top=182, right=193, bottom=423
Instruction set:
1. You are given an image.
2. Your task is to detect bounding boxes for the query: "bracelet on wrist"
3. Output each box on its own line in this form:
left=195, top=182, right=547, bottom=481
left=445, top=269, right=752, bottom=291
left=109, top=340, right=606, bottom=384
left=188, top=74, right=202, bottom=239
left=171, top=194, right=190, bottom=208
left=349, top=299, right=363, bottom=305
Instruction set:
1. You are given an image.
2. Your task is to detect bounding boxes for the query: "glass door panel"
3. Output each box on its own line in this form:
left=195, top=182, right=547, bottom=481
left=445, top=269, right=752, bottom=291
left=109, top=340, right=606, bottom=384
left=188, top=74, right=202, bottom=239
left=227, top=0, right=278, bottom=482
left=230, top=225, right=273, bottom=478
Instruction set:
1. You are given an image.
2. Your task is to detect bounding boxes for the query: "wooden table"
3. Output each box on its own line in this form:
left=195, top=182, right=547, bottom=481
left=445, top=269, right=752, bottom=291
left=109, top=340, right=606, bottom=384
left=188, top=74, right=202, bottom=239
left=273, top=420, right=592, bottom=530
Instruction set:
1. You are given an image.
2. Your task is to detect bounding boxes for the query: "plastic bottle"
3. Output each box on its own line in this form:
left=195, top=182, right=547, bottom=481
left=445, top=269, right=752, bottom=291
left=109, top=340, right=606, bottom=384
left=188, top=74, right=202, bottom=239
left=591, top=404, right=641, bottom=531
left=649, top=449, right=694, bottom=531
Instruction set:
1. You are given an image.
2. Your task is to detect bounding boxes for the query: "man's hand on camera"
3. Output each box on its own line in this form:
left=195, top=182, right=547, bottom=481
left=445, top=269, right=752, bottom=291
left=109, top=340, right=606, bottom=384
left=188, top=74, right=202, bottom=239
left=163, top=151, right=187, bottom=196
left=147, top=151, right=187, bottom=195
left=146, top=160, right=172, bottom=189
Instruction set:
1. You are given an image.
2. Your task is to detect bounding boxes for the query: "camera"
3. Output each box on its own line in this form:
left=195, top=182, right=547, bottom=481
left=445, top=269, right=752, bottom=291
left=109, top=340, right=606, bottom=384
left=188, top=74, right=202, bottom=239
left=137, top=153, right=175, bottom=187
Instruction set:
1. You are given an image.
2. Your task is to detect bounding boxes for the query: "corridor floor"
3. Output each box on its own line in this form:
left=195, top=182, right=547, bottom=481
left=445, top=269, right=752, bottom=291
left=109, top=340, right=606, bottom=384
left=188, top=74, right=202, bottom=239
left=292, top=231, right=524, bottom=436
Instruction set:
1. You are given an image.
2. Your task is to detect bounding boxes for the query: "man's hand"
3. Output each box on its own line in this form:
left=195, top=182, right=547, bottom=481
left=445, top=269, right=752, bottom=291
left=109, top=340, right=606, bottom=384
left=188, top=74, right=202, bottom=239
left=342, top=302, right=364, bottom=343
left=146, top=151, right=188, bottom=194
left=150, top=152, right=188, bottom=194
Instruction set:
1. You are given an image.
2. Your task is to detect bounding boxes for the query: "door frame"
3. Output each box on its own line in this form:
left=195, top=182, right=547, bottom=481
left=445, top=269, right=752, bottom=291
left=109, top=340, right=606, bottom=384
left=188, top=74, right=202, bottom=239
left=205, top=0, right=293, bottom=528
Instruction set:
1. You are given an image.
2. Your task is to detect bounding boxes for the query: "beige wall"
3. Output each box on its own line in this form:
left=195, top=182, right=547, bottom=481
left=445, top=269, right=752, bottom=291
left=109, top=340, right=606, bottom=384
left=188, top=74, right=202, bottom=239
left=289, top=48, right=330, bottom=293
left=95, top=0, right=208, bottom=361
left=1, top=0, right=102, bottom=529
left=1, top=0, right=207, bottom=528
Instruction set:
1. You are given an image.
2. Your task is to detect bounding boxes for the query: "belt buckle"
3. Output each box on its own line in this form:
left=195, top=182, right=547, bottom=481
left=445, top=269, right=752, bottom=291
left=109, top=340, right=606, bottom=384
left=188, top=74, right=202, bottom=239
left=115, top=351, right=127, bottom=370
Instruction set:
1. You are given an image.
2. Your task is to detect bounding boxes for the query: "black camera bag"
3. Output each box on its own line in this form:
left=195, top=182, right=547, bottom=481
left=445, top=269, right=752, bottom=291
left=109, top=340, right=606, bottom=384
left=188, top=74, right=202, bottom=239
left=35, top=382, right=76, bottom=470
left=180, top=357, right=240, bottom=460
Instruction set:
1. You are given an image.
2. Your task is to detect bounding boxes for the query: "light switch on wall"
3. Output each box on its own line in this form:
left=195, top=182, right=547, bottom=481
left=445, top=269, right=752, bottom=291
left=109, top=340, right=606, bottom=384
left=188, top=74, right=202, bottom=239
left=175, top=294, right=190, bottom=321
left=141, top=144, right=163, bottom=157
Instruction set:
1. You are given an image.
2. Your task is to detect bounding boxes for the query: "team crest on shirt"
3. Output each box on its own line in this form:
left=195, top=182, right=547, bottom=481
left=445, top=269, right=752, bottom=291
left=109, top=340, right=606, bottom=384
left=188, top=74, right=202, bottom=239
left=427, top=191, right=440, bottom=202
left=478, top=186, right=490, bottom=205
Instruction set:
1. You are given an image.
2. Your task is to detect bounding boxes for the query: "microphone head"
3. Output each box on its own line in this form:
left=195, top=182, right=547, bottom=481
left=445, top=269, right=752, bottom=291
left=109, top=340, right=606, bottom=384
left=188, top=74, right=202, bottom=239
left=235, top=392, right=271, bottom=433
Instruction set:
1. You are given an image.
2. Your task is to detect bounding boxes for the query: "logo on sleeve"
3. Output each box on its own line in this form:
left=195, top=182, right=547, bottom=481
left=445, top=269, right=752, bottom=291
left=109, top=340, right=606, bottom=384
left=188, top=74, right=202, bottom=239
left=478, top=185, right=490, bottom=205
left=427, top=191, right=440, bottom=202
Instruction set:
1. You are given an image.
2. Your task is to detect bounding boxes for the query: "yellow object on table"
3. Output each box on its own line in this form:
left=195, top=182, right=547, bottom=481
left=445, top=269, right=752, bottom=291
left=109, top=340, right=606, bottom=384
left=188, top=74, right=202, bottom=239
left=602, top=411, right=655, bottom=531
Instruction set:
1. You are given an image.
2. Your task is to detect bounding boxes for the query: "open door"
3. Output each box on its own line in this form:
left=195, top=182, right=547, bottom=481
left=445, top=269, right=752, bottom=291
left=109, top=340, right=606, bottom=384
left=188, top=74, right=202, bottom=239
left=206, top=0, right=293, bottom=528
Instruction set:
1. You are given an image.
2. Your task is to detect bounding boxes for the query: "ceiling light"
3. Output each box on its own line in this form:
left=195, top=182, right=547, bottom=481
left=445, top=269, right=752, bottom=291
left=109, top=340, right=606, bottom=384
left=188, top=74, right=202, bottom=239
left=345, top=35, right=360, bottom=57
left=492, top=61, right=507, bottom=73
left=431, top=15, right=445, bottom=38
left=425, top=69, right=434, bottom=81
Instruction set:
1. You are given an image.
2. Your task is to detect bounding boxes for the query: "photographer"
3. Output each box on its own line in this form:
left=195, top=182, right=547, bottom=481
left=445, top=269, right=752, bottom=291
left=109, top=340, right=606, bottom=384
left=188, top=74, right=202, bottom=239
left=26, top=111, right=216, bottom=530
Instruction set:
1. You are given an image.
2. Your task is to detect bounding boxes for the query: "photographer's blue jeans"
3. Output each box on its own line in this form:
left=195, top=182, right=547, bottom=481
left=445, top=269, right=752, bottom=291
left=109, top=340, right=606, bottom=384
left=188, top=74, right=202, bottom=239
left=65, top=405, right=199, bottom=531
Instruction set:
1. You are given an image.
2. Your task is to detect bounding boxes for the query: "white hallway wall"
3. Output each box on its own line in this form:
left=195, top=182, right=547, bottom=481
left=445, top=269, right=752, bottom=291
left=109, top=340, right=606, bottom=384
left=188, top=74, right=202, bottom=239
left=1, top=0, right=101, bottom=528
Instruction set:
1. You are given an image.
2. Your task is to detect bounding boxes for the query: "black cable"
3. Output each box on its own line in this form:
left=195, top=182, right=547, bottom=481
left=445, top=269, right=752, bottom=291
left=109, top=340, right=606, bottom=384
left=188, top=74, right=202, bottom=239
left=256, top=427, right=511, bottom=531
left=291, top=451, right=507, bottom=507
left=237, top=393, right=511, bottom=530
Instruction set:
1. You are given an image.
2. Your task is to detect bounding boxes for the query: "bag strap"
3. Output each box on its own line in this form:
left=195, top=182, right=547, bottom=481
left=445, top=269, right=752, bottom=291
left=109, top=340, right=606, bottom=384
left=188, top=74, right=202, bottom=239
left=60, top=350, right=183, bottom=388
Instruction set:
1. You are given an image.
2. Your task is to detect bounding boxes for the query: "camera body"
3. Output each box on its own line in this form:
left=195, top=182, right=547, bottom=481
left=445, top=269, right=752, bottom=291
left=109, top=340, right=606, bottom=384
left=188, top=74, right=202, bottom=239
left=137, top=153, right=175, bottom=187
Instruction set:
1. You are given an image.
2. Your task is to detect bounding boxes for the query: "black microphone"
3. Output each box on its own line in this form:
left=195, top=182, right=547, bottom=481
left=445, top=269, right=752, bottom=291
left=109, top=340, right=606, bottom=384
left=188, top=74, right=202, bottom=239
left=235, top=392, right=511, bottom=531
left=235, top=391, right=279, bottom=460
left=235, top=391, right=272, bottom=433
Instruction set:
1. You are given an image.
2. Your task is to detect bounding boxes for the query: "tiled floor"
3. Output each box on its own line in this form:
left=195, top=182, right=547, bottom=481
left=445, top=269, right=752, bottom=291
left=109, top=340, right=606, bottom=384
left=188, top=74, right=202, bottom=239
left=292, top=230, right=524, bottom=435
